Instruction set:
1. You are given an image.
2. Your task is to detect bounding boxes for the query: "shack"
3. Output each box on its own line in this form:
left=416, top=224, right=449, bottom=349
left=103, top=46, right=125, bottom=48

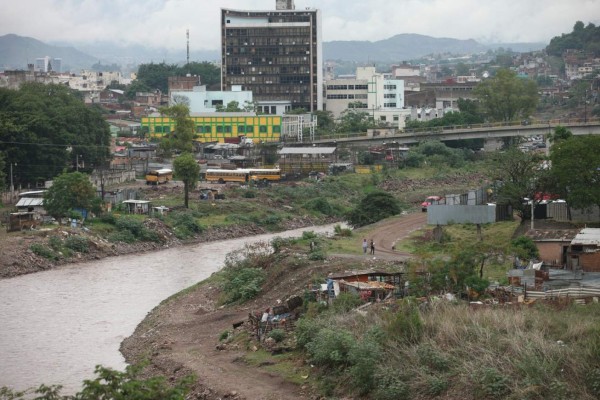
left=277, top=146, right=337, bottom=176
left=122, top=199, right=151, bottom=214
left=568, top=228, right=600, bottom=272
left=7, top=212, right=39, bottom=232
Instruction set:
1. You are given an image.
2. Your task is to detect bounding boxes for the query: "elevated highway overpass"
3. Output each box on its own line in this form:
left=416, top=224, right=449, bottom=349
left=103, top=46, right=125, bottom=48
left=308, top=118, right=600, bottom=150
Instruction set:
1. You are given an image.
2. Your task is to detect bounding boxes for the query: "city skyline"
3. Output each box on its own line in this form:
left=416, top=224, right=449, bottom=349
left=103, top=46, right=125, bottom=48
left=0, top=0, right=599, bottom=51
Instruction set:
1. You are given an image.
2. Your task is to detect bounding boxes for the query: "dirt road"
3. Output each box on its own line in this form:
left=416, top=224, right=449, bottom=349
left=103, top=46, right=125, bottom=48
left=121, top=212, right=429, bottom=399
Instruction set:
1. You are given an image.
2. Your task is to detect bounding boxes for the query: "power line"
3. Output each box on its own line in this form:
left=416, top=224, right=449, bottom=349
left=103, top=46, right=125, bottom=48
left=0, top=140, right=111, bottom=150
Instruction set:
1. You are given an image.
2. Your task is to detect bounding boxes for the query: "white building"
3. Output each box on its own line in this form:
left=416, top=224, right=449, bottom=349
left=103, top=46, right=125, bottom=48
left=324, top=67, right=410, bottom=128
left=170, top=85, right=253, bottom=113
left=35, top=56, right=62, bottom=73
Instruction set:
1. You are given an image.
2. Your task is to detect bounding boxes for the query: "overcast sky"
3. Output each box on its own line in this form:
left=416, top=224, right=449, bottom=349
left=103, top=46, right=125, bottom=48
left=1, top=0, right=599, bottom=49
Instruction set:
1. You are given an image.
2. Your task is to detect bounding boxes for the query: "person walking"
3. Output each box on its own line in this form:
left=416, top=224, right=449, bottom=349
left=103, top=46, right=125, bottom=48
left=370, top=239, right=375, bottom=255
left=362, top=238, right=368, bottom=254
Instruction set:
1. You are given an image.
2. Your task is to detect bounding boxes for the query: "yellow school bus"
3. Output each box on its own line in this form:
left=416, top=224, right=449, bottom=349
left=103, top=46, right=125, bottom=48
left=205, top=169, right=249, bottom=184
left=247, top=168, right=282, bottom=183
left=145, top=169, right=173, bottom=185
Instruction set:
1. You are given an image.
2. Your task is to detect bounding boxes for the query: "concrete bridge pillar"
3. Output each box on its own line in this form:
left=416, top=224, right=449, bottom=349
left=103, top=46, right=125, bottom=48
left=483, top=138, right=503, bottom=152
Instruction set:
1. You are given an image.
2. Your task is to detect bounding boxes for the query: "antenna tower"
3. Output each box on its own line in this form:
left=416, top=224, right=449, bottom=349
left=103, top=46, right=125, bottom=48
left=186, top=29, right=190, bottom=66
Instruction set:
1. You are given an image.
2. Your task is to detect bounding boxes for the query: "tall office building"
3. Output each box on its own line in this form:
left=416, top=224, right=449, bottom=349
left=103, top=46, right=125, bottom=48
left=221, top=2, right=322, bottom=112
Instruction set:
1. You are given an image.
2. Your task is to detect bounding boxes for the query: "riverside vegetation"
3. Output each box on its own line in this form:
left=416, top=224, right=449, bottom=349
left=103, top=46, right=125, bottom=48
left=2, top=144, right=599, bottom=399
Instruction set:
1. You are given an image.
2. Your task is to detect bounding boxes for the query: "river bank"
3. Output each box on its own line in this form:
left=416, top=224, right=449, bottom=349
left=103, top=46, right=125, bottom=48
left=0, top=214, right=339, bottom=279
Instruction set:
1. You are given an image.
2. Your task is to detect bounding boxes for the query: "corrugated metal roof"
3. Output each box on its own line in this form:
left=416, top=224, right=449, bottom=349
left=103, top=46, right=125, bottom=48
left=572, top=228, right=600, bottom=246
left=278, top=147, right=337, bottom=155
left=16, top=198, right=44, bottom=207
left=339, top=280, right=395, bottom=291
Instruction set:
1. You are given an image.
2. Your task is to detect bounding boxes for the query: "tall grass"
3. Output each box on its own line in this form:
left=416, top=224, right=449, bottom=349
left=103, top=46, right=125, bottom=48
left=298, top=300, right=600, bottom=399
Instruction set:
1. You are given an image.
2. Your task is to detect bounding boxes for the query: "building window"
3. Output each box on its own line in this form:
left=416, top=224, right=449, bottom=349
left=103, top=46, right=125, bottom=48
left=246, top=125, right=254, bottom=132
left=393, top=115, right=399, bottom=121
left=384, top=85, right=397, bottom=90
left=354, top=85, right=368, bottom=90
left=259, top=125, right=267, bottom=133
left=225, top=126, right=232, bottom=133
left=384, top=93, right=396, bottom=98
left=238, top=126, right=246, bottom=133
left=273, top=126, right=281, bottom=133
left=196, top=126, right=204, bottom=133
left=384, top=103, right=397, bottom=108
left=216, top=126, right=224, bottom=133
left=380, top=116, right=386, bottom=121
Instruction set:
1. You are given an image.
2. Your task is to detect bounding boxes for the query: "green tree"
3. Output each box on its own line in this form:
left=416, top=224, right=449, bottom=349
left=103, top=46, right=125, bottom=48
left=124, top=80, right=152, bottom=99
left=0, top=364, right=193, bottom=399
left=0, top=152, right=5, bottom=192
left=173, top=153, right=200, bottom=208
left=337, top=106, right=375, bottom=133
left=177, top=62, right=221, bottom=87
left=474, top=69, right=538, bottom=122
left=43, top=172, right=97, bottom=224
left=160, top=104, right=196, bottom=154
left=215, top=100, right=242, bottom=112
left=548, top=125, right=573, bottom=144
left=345, top=191, right=401, bottom=228
left=0, top=83, right=111, bottom=187
left=489, top=147, right=546, bottom=219
left=549, top=135, right=600, bottom=210
left=136, top=62, right=178, bottom=93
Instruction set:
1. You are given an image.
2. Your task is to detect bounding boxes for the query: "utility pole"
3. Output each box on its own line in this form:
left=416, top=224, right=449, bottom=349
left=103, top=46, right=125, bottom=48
left=10, top=162, right=15, bottom=199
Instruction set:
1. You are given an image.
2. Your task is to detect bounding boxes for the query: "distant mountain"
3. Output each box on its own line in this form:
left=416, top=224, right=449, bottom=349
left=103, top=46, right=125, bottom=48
left=0, top=34, right=97, bottom=71
left=323, top=33, right=545, bottom=62
left=0, top=33, right=547, bottom=73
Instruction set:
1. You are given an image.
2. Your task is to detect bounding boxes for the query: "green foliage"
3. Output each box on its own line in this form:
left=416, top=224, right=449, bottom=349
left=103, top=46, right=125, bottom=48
left=174, top=152, right=200, bottom=208
left=221, top=267, right=266, bottom=304
left=161, top=105, right=196, bottom=154
left=347, top=335, right=382, bottom=395
left=219, top=330, right=231, bottom=342
left=547, top=21, right=600, bottom=57
left=0, top=364, right=194, bottom=399
left=331, top=292, right=363, bottom=313
left=383, top=300, right=423, bottom=345
left=243, top=190, right=257, bottom=198
left=474, top=68, right=538, bottom=122
left=304, top=197, right=339, bottom=216
left=301, top=231, right=318, bottom=240
left=372, top=369, right=411, bottom=400
left=29, top=243, right=58, bottom=261
left=345, top=190, right=401, bottom=228
left=64, top=236, right=89, bottom=253
left=472, top=368, right=510, bottom=399
left=305, top=328, right=354, bottom=368
left=333, top=224, right=352, bottom=237
left=43, top=172, right=97, bottom=223
left=548, top=125, right=573, bottom=144
left=511, top=235, right=540, bottom=260
left=268, top=329, right=286, bottom=343
left=549, top=135, right=600, bottom=209
left=109, top=216, right=160, bottom=243
left=0, top=83, right=111, bottom=187
left=170, top=210, right=203, bottom=239
left=489, top=146, right=545, bottom=218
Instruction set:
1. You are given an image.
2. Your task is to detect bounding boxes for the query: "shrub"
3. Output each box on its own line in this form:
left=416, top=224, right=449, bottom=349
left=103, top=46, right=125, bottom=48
left=268, top=329, right=286, bottom=343
left=331, top=292, right=363, bottom=313
left=333, top=224, right=352, bottom=237
left=511, top=235, right=540, bottom=260
left=221, top=268, right=266, bottom=304
left=108, top=230, right=137, bottom=244
left=306, top=328, right=354, bottom=368
left=347, top=336, right=382, bottom=394
left=64, top=236, right=89, bottom=253
left=115, top=217, right=144, bottom=237
left=372, top=368, right=411, bottom=400
left=417, top=344, right=450, bottom=372
left=472, top=368, right=510, bottom=399
left=243, top=190, right=257, bottom=198
left=384, top=300, right=423, bottom=345
left=345, top=191, right=401, bottom=228
left=219, top=330, right=231, bottom=342
left=97, top=213, right=116, bottom=225
left=29, top=243, right=57, bottom=260
left=302, top=231, right=318, bottom=240
left=295, top=317, right=324, bottom=348
left=308, top=249, right=326, bottom=261
left=48, top=235, right=63, bottom=251
left=304, top=197, right=335, bottom=216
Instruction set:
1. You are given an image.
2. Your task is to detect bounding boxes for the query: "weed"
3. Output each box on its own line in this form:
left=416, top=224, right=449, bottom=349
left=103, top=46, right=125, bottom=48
left=268, top=329, right=285, bottom=343
left=64, top=236, right=89, bottom=253
left=29, top=243, right=57, bottom=260
left=472, top=367, right=510, bottom=399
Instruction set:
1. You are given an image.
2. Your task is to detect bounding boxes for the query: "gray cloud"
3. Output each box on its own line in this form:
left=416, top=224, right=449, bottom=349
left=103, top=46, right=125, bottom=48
left=1, top=0, right=599, bottom=49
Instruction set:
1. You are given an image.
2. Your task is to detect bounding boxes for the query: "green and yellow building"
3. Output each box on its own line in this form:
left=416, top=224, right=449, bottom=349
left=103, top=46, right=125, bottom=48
left=141, top=112, right=281, bottom=143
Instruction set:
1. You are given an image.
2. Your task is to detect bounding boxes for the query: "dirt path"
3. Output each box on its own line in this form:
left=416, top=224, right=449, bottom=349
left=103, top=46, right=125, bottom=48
left=121, top=212, right=429, bottom=399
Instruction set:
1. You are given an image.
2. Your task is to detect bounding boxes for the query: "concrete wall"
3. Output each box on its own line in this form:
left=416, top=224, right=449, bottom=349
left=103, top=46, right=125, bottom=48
left=536, top=242, right=569, bottom=267
left=427, top=204, right=497, bottom=225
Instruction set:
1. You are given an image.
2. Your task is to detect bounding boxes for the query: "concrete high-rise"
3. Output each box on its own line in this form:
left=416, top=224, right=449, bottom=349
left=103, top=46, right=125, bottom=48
left=221, top=2, right=322, bottom=112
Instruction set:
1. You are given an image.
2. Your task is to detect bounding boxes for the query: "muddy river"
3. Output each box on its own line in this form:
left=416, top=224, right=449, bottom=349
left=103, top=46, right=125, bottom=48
left=0, top=225, right=338, bottom=394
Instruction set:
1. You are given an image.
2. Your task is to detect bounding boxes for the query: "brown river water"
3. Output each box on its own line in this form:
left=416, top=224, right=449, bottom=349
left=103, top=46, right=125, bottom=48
left=0, top=224, right=338, bottom=394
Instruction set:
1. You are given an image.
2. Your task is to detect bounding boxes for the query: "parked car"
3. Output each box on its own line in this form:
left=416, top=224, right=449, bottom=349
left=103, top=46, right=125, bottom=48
left=421, top=195, right=444, bottom=212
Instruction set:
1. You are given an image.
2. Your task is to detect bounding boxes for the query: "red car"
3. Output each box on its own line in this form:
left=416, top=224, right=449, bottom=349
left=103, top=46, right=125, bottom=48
left=421, top=196, right=444, bottom=212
